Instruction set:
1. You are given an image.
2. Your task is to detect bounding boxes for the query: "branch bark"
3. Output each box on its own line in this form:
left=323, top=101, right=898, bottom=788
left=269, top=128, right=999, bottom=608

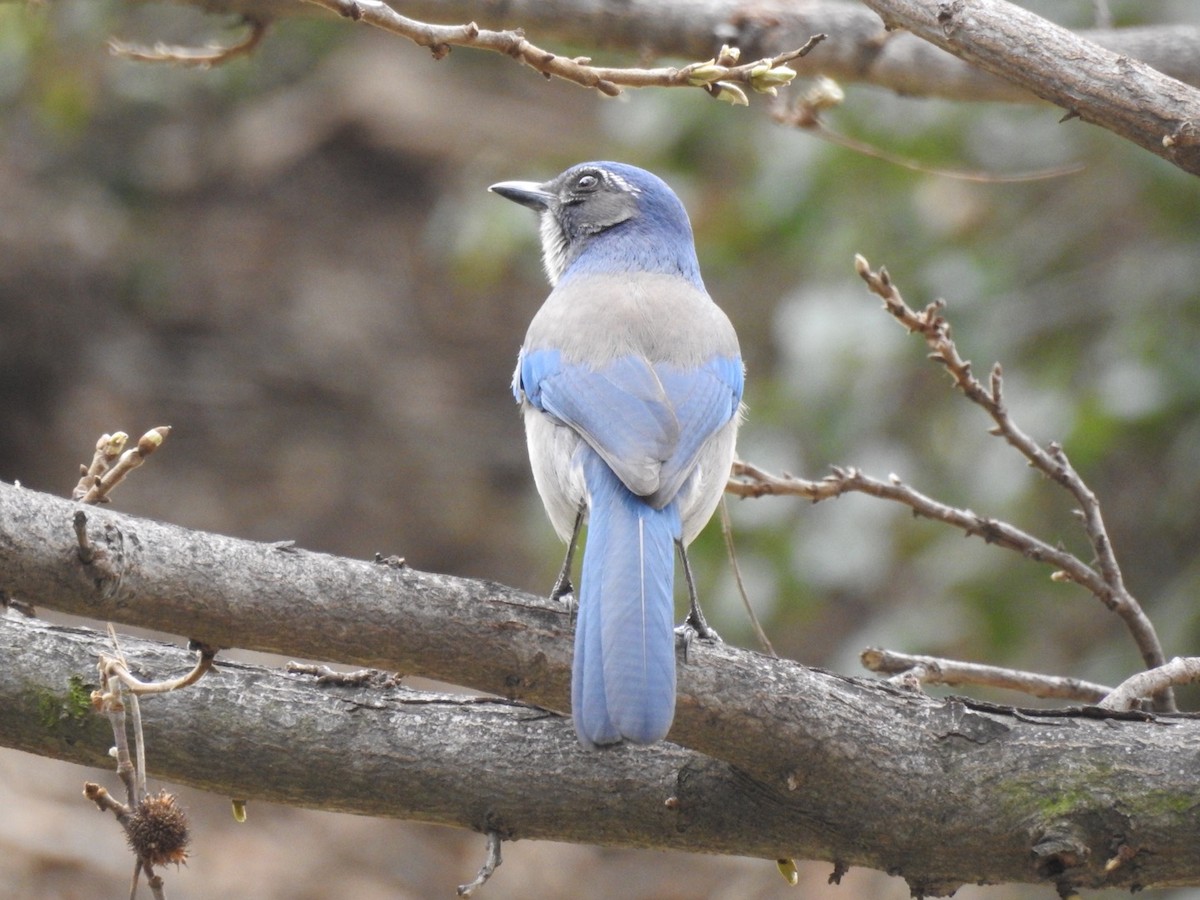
left=1, top=615, right=809, bottom=859
left=860, top=0, right=1200, bottom=174
left=3, top=481, right=1200, bottom=893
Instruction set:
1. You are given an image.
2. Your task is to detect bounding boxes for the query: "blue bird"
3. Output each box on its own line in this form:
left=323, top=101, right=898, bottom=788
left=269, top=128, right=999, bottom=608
left=490, top=162, right=744, bottom=748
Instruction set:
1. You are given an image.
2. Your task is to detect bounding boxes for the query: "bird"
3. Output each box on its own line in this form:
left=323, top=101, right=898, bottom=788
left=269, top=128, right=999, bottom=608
left=490, top=162, right=743, bottom=748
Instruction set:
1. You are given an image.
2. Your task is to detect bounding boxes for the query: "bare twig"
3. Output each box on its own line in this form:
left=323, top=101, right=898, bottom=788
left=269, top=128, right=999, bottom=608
left=73, top=432, right=128, bottom=501
left=84, top=781, right=132, bottom=819
left=78, top=427, right=172, bottom=505
left=109, top=16, right=269, bottom=67
left=88, top=630, right=208, bottom=898
left=729, top=461, right=1099, bottom=580
left=73, top=510, right=95, bottom=563
left=852, top=255, right=1172, bottom=710
left=286, top=662, right=402, bottom=688
left=99, top=644, right=216, bottom=697
left=1100, top=657, right=1200, bottom=711
left=727, top=258, right=1173, bottom=709
left=92, top=667, right=138, bottom=808
left=861, top=648, right=1113, bottom=703
left=303, top=0, right=821, bottom=102
left=772, top=77, right=1087, bottom=183
left=457, top=830, right=503, bottom=897
left=103, top=627, right=149, bottom=801
left=718, top=495, right=776, bottom=656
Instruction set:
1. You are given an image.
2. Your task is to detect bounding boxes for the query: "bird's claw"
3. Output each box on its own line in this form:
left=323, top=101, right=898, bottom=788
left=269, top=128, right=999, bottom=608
left=550, top=578, right=576, bottom=622
left=674, top=615, right=721, bottom=663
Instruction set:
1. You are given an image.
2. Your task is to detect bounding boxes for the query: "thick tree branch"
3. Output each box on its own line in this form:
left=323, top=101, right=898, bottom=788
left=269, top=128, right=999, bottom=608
left=860, top=0, right=1200, bottom=175
left=1, top=616, right=815, bottom=862
left=3, top=482, right=1200, bottom=893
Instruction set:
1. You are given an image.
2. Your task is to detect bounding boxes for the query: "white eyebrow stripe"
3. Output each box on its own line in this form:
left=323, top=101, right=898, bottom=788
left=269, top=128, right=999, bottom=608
left=603, top=171, right=641, bottom=194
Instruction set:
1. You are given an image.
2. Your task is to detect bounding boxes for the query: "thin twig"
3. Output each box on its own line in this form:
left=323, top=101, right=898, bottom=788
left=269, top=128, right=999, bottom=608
left=93, top=671, right=139, bottom=808
left=861, top=647, right=1113, bottom=703
left=457, top=830, right=503, bottom=897
left=80, top=427, right=172, bottom=504
left=729, top=460, right=1099, bottom=582
left=1100, top=657, right=1200, bottom=711
left=84, top=781, right=132, bottom=819
left=100, top=645, right=216, bottom=697
left=109, top=16, right=269, bottom=68
left=303, top=0, right=821, bottom=102
left=127, top=690, right=147, bottom=803
left=89, top=631, right=204, bottom=898
left=73, top=510, right=95, bottom=563
left=73, top=432, right=128, bottom=501
left=718, top=495, right=776, bottom=656
left=772, top=79, right=1086, bottom=183
left=106, top=627, right=149, bottom=800
left=287, top=662, right=402, bottom=688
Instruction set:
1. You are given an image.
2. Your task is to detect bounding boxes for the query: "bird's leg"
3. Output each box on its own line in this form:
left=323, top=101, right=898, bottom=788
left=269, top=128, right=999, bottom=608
left=675, top=541, right=721, bottom=660
left=550, top=507, right=585, bottom=619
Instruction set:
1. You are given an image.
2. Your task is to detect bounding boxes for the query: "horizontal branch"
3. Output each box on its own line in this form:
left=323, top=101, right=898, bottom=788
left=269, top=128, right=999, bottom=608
left=728, top=459, right=1092, bottom=573
left=300, top=0, right=814, bottom=102
left=104, top=0, right=1200, bottom=172
left=4, top=481, right=1200, bottom=892
left=0, top=616, right=815, bottom=860
left=861, top=647, right=1113, bottom=703
left=121, top=0, right=1200, bottom=104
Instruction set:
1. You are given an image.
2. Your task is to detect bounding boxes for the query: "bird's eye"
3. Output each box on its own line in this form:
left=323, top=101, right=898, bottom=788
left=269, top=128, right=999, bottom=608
left=575, top=173, right=600, bottom=192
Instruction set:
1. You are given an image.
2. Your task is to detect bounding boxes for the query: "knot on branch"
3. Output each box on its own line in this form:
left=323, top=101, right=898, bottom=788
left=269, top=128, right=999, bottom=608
left=1032, top=827, right=1090, bottom=879
left=72, top=511, right=124, bottom=593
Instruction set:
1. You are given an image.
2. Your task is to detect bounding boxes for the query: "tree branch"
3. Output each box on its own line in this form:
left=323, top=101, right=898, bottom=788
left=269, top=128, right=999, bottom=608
left=116, top=0, right=1200, bottom=103
left=109, top=15, right=269, bottom=67
left=859, top=0, right=1200, bottom=175
left=102, top=0, right=1200, bottom=172
left=1100, top=657, right=1200, bottom=712
left=861, top=647, right=1114, bottom=703
left=2, top=616, right=816, bottom=862
left=848, top=255, right=1171, bottom=705
left=243, top=0, right=817, bottom=103
left=4, top=482, right=1200, bottom=893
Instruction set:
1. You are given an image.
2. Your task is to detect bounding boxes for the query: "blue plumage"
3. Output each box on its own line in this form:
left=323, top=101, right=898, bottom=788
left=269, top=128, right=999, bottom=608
left=574, top=450, right=679, bottom=746
left=491, top=162, right=743, bottom=747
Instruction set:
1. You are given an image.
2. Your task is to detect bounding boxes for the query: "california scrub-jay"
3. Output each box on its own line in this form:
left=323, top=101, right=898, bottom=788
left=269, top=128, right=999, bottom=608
left=490, top=162, right=743, bottom=748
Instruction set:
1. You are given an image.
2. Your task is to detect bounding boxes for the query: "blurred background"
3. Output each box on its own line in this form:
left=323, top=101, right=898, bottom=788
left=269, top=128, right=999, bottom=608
left=2, top=0, right=1199, bottom=897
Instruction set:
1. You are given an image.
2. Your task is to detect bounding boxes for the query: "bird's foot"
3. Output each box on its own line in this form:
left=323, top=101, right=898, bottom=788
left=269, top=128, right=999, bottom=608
left=550, top=576, right=576, bottom=621
left=675, top=607, right=721, bottom=663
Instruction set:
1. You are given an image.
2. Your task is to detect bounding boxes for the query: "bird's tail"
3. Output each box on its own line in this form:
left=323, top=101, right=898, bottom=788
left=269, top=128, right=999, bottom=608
left=573, top=453, right=679, bottom=748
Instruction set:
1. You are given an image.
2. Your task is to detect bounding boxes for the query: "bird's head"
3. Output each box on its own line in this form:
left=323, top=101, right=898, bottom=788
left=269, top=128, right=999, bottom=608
left=490, top=162, right=702, bottom=288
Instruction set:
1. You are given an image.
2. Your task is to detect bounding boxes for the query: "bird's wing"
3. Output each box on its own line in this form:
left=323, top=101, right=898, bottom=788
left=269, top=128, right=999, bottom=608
left=519, top=348, right=676, bottom=497
left=651, top=355, right=743, bottom=504
left=518, top=348, right=741, bottom=504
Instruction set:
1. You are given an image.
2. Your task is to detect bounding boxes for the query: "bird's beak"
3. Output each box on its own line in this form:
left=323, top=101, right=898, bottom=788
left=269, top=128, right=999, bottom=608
left=488, top=180, right=554, bottom=210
